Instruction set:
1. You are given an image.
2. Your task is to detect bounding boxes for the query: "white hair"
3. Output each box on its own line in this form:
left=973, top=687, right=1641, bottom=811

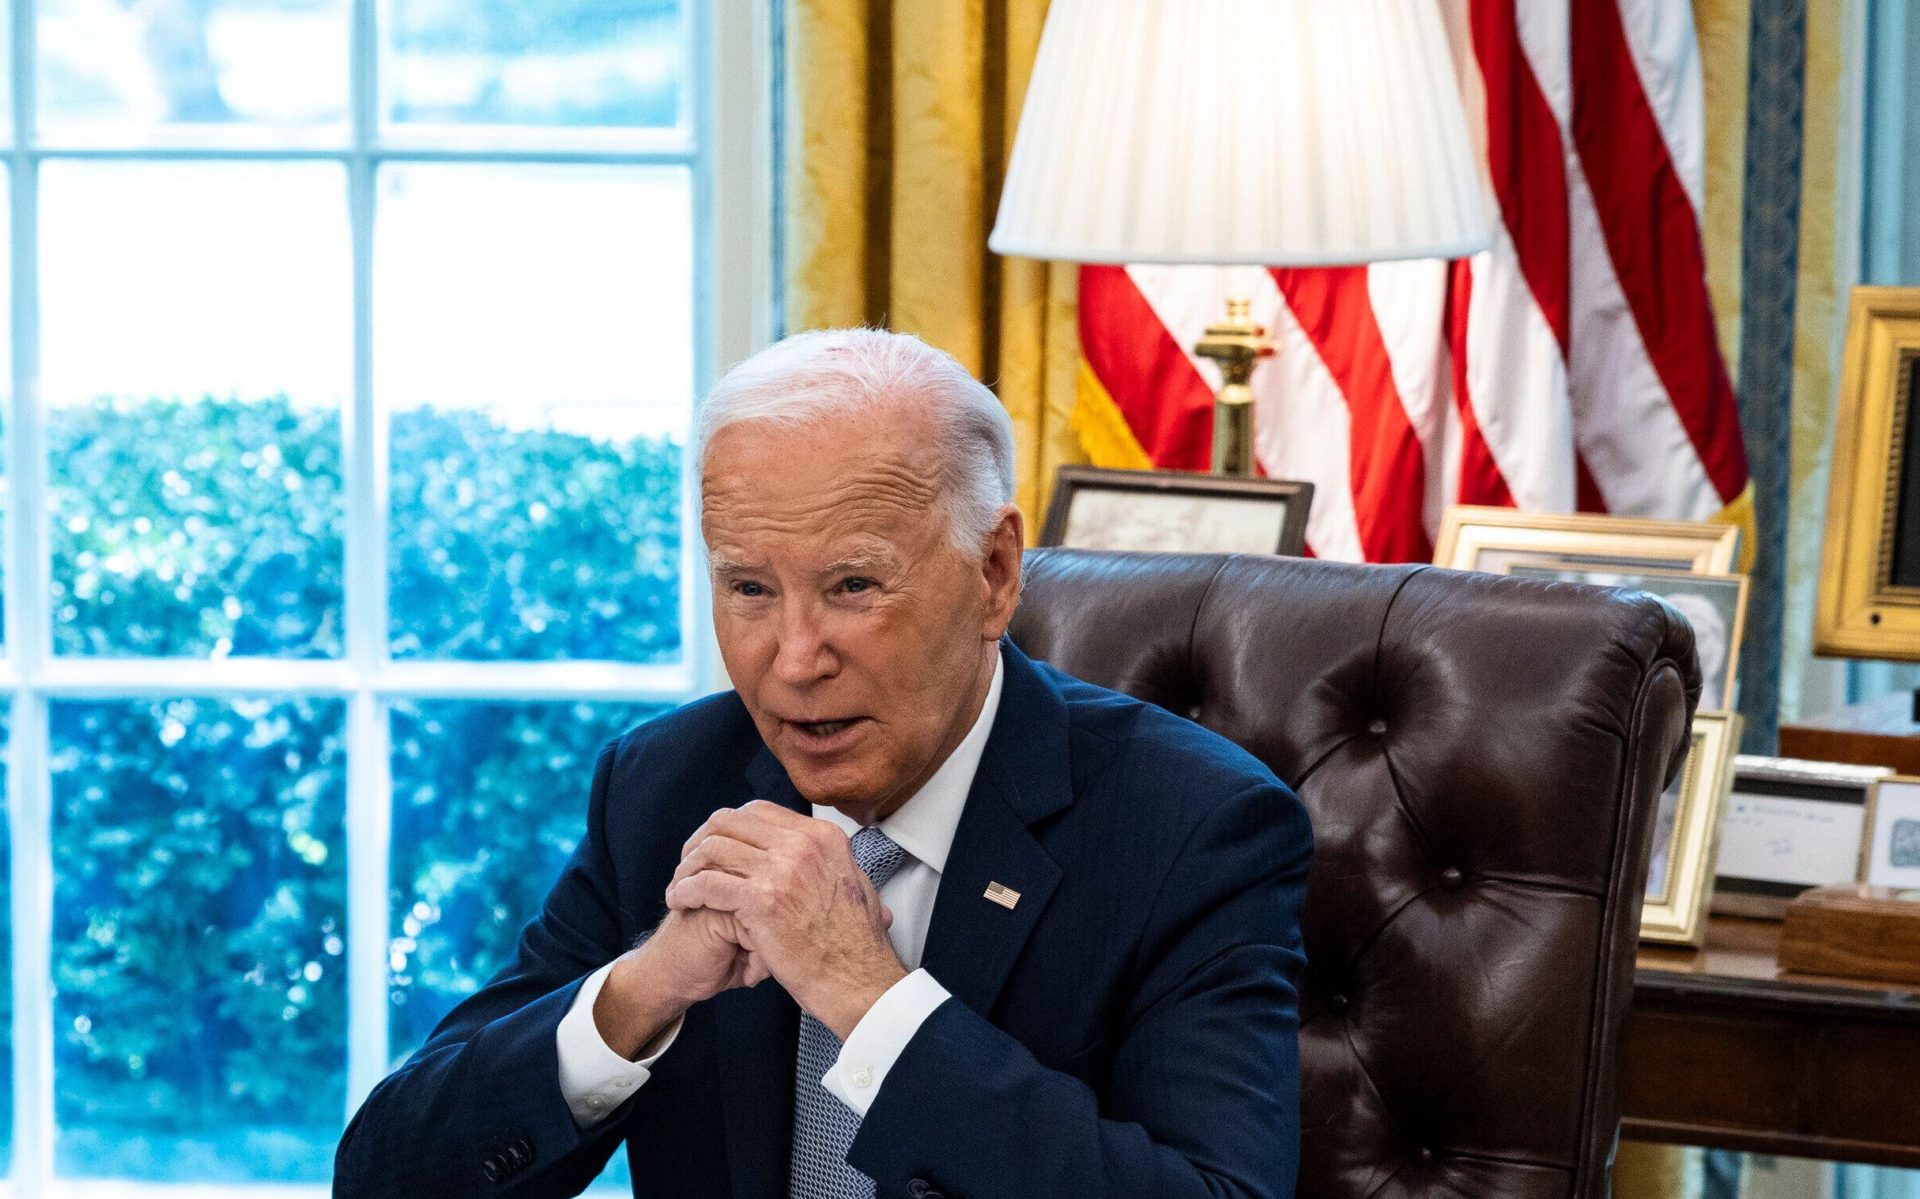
left=695, top=328, right=1017, bottom=555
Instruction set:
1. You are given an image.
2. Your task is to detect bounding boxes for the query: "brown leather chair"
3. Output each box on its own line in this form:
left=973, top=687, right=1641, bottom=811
left=1008, top=548, right=1701, bottom=1199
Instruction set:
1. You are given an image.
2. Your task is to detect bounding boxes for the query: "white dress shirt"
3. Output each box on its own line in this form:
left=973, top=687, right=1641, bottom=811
left=556, top=648, right=1006, bottom=1128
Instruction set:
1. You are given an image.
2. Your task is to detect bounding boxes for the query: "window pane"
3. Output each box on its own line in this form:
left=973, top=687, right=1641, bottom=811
left=388, top=699, right=663, bottom=1193
left=378, top=165, right=689, bottom=663
left=386, top=699, right=663, bottom=1056
left=383, top=0, right=683, bottom=130
left=0, top=177, right=13, bottom=652
left=38, top=0, right=349, bottom=140
left=0, top=714, right=11, bottom=1180
left=50, top=697, right=347, bottom=1182
left=43, top=162, right=349, bottom=659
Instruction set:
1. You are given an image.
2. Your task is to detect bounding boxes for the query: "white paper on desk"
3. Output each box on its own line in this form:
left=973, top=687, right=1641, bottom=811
left=1716, top=791, right=1865, bottom=887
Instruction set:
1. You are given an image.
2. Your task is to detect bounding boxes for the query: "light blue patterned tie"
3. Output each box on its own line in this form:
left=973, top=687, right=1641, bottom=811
left=788, top=826, right=908, bottom=1199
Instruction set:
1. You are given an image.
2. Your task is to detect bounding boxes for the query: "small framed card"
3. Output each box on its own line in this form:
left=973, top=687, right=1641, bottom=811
left=1863, top=777, right=1920, bottom=889
left=1713, top=756, right=1892, bottom=919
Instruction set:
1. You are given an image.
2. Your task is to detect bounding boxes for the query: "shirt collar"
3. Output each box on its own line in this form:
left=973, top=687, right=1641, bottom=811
left=813, top=645, right=1005, bottom=876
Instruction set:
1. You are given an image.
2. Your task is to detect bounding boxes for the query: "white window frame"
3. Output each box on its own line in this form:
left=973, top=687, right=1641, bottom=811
left=2, top=0, right=770, bottom=1191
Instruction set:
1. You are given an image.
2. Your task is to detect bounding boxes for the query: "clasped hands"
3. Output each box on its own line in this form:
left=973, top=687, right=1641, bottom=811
left=599, top=801, right=908, bottom=1058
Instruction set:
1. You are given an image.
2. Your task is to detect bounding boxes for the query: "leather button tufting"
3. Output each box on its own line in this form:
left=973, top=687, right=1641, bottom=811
left=1008, top=534, right=1702, bottom=1199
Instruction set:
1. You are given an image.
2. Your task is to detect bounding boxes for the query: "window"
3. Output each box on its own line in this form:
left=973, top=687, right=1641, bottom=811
left=4, top=0, right=764, bottom=1190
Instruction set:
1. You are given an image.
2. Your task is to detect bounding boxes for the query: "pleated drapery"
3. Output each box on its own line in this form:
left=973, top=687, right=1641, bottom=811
left=784, top=0, right=1086, bottom=532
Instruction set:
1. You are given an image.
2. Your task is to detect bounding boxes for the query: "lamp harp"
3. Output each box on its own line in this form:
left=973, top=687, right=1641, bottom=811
left=1194, top=297, right=1272, bottom=476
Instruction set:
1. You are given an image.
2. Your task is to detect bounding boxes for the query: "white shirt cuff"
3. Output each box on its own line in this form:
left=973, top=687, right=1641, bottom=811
left=556, top=961, right=682, bottom=1128
left=819, top=968, right=951, bottom=1118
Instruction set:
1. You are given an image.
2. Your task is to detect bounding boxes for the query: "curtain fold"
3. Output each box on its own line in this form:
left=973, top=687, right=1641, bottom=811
left=785, top=0, right=1086, bottom=535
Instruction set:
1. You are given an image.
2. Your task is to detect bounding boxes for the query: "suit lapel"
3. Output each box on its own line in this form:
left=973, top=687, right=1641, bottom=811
left=920, top=638, right=1073, bottom=1019
left=919, top=768, right=1063, bottom=1017
left=713, top=751, right=809, bottom=1199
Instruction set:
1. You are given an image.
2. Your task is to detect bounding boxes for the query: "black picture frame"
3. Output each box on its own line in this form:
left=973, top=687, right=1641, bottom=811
left=1038, top=466, right=1312, bottom=556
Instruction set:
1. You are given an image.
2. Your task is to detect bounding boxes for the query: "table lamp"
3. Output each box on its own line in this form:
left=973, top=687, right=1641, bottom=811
left=989, top=0, right=1492, bottom=475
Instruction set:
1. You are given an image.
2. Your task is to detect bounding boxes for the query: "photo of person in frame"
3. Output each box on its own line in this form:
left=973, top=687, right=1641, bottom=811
left=1506, top=563, right=1746, bottom=712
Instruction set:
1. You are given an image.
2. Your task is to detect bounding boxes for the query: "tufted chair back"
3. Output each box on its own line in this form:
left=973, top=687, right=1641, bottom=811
left=1008, top=548, right=1700, bottom=1199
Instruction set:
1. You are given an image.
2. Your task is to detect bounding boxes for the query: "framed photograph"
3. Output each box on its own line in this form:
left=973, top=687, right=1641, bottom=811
left=1817, top=287, right=1920, bottom=660
left=1505, top=566, right=1748, bottom=711
left=1039, top=466, right=1312, bottom=556
left=1862, top=777, right=1920, bottom=888
left=1712, top=756, right=1892, bottom=919
left=1641, top=711, right=1739, bottom=946
left=1433, top=505, right=1743, bottom=577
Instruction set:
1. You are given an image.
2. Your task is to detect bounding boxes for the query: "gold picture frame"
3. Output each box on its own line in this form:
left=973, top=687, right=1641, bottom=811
left=1641, top=711, right=1740, bottom=946
left=1433, top=505, right=1742, bottom=577
left=1816, top=287, right=1920, bottom=659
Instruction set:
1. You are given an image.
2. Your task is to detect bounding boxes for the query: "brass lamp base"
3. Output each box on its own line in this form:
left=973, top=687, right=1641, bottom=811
left=1193, top=297, right=1273, bottom=476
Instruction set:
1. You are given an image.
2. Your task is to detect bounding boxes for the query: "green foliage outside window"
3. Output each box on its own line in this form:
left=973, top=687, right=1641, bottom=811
left=50, top=395, right=683, bottom=663
left=51, top=398, right=347, bottom=658
left=387, top=406, right=682, bottom=662
left=387, top=698, right=665, bottom=1065
left=51, top=695, right=348, bottom=1181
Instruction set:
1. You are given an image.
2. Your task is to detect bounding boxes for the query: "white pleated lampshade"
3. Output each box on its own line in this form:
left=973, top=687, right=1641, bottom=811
left=989, top=0, right=1491, bottom=266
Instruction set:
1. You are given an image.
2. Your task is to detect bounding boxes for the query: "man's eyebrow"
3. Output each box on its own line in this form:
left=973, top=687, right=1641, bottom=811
left=820, top=549, right=898, bottom=576
left=706, top=551, right=898, bottom=576
left=707, top=554, right=761, bottom=575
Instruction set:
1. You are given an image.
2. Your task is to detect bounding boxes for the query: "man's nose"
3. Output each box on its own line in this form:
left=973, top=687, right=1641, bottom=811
left=770, top=600, right=837, bottom=685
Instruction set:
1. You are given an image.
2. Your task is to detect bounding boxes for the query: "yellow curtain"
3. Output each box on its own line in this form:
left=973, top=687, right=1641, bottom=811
left=784, top=0, right=1087, bottom=537
left=1608, top=6, right=1749, bottom=1193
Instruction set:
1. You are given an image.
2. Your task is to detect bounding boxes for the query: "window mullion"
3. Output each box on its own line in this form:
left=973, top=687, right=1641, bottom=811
left=10, top=0, right=54, bottom=1177
left=695, top=0, right=774, bottom=694
left=343, top=690, right=391, bottom=1113
left=343, top=0, right=392, bottom=1117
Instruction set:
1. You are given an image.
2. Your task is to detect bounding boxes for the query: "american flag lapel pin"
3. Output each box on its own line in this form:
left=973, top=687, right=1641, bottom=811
left=983, top=881, right=1021, bottom=910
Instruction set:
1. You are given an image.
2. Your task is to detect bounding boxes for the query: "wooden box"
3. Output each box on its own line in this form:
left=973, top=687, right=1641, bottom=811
left=1779, top=884, right=1920, bottom=986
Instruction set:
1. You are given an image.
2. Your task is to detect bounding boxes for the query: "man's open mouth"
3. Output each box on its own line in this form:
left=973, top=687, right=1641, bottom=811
left=788, top=717, right=869, bottom=745
left=795, top=717, right=861, bottom=736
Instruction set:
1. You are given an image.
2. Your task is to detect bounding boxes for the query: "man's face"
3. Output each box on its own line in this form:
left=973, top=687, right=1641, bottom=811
left=700, top=401, right=1021, bottom=823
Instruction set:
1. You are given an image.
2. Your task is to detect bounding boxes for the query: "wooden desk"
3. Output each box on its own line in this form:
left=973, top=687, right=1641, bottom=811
left=1623, top=915, right=1920, bottom=1167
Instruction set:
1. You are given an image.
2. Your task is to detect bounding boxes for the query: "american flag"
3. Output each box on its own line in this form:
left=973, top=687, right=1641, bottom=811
left=1072, top=0, right=1752, bottom=563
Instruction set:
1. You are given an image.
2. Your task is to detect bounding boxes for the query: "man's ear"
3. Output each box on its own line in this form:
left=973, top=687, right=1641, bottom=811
left=980, top=506, right=1024, bottom=639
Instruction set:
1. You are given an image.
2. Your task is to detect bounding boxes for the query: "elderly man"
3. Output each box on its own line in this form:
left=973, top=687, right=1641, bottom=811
left=334, top=329, right=1313, bottom=1198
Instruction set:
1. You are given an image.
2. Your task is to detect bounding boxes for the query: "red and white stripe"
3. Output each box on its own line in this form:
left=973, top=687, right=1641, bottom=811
left=1088, top=0, right=1747, bottom=560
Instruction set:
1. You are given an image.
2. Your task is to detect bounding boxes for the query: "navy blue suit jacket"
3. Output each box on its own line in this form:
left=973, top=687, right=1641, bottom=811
left=335, top=638, right=1312, bottom=1198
